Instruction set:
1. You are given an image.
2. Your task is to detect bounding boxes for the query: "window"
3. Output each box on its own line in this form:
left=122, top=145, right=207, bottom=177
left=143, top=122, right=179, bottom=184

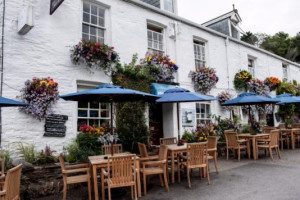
left=147, top=24, right=164, bottom=53
left=77, top=83, right=110, bottom=130
left=82, top=2, right=105, bottom=44
left=248, top=58, right=255, bottom=77
left=194, top=40, right=206, bottom=70
left=140, top=0, right=160, bottom=8
left=196, top=103, right=211, bottom=125
left=164, top=0, right=174, bottom=12
left=282, top=64, right=288, bottom=80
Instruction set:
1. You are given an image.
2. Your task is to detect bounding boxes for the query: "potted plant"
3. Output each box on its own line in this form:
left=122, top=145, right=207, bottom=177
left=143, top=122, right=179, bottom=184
left=285, top=117, right=294, bottom=129
left=233, top=70, right=253, bottom=91
left=181, top=130, right=195, bottom=143
left=250, top=121, right=261, bottom=135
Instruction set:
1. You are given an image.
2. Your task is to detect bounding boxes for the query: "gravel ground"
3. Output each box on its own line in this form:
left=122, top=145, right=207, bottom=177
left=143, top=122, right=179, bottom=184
left=35, top=149, right=300, bottom=200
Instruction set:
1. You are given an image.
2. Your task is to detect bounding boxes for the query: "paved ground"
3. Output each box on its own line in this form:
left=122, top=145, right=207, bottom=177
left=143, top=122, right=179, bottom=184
left=35, top=149, right=300, bottom=200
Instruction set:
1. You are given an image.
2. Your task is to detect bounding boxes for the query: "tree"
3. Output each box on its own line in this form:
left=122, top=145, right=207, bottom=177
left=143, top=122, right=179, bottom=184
left=241, top=31, right=258, bottom=45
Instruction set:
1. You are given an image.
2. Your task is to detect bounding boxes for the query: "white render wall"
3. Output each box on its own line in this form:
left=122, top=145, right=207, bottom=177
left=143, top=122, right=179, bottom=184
left=1, top=0, right=300, bottom=153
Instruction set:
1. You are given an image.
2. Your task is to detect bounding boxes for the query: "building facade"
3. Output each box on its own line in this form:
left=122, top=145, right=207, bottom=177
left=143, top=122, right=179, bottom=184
left=1, top=0, right=300, bottom=152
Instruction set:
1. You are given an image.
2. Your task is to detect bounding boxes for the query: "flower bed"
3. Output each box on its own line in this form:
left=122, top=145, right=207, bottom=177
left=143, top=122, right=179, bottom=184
left=70, top=39, right=119, bottom=74
left=189, top=66, right=219, bottom=94
left=19, top=77, right=59, bottom=120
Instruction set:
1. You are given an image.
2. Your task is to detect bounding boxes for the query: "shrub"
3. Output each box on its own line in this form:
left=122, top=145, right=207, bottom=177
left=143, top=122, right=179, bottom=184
left=64, top=141, right=80, bottom=163
left=0, top=149, right=13, bottom=169
left=17, top=143, right=36, bottom=164
left=35, top=145, right=57, bottom=165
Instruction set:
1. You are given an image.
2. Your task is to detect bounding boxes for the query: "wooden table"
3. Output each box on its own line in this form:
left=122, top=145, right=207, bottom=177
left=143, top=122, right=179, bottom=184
left=89, top=153, right=141, bottom=200
left=238, top=133, right=270, bottom=160
left=280, top=128, right=300, bottom=150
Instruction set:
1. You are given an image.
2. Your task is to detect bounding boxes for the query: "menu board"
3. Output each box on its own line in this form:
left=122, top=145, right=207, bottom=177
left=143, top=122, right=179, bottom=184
left=44, top=114, right=68, bottom=137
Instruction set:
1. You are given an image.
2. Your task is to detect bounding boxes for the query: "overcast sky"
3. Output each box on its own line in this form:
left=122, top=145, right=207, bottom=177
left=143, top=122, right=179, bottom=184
left=177, top=0, right=300, bottom=36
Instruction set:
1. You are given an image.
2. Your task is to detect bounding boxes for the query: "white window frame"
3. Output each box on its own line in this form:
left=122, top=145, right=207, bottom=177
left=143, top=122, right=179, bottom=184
left=147, top=23, right=165, bottom=53
left=162, top=0, right=174, bottom=13
left=248, top=57, right=255, bottom=78
left=77, top=82, right=111, bottom=130
left=193, top=39, right=206, bottom=70
left=82, top=1, right=107, bottom=44
left=196, top=102, right=211, bottom=125
left=282, top=64, right=288, bottom=81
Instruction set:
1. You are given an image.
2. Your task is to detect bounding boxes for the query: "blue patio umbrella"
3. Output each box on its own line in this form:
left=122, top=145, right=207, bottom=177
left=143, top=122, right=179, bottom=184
left=275, top=94, right=300, bottom=105
left=60, top=83, right=159, bottom=155
left=156, top=87, right=217, bottom=143
left=0, top=96, right=27, bottom=107
left=222, top=92, right=279, bottom=126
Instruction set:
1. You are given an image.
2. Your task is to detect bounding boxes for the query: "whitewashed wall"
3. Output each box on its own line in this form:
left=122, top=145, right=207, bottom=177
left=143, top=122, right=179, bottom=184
left=1, top=0, right=300, bottom=153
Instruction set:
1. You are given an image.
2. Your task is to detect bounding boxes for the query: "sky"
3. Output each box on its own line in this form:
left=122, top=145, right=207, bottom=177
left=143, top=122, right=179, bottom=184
left=177, top=0, right=300, bottom=36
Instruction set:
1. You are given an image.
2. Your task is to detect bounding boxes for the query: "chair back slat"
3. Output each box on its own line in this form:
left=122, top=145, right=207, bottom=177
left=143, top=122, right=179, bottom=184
left=3, top=164, right=23, bottom=200
left=102, top=144, right=122, bottom=155
left=270, top=130, right=280, bottom=146
left=160, top=137, right=177, bottom=145
left=138, top=142, right=148, bottom=158
left=108, top=154, right=136, bottom=185
left=158, top=145, right=168, bottom=161
left=263, top=126, right=276, bottom=134
left=187, top=143, right=207, bottom=167
left=207, top=136, right=217, bottom=156
left=225, top=131, right=238, bottom=147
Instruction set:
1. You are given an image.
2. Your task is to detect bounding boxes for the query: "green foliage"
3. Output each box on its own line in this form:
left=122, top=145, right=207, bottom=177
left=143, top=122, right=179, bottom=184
left=276, top=79, right=297, bottom=95
left=64, top=141, right=81, bottom=163
left=233, top=70, right=253, bottom=91
left=0, top=149, right=12, bottom=169
left=212, top=115, right=237, bottom=142
left=17, top=143, right=36, bottom=164
left=285, top=117, right=294, bottom=125
left=241, top=31, right=258, bottom=45
left=35, top=146, right=56, bottom=165
left=242, top=124, right=250, bottom=133
left=182, top=129, right=196, bottom=143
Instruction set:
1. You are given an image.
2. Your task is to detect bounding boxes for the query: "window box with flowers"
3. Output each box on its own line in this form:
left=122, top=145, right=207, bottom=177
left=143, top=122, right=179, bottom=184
left=233, top=70, right=253, bottom=91
left=19, top=77, right=59, bottom=120
left=189, top=66, right=219, bottom=94
left=70, top=39, right=120, bottom=74
left=264, top=76, right=281, bottom=91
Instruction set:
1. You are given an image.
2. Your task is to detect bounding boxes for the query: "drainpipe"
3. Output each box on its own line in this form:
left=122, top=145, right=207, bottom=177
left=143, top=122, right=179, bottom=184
left=225, top=37, right=230, bottom=89
left=0, top=0, right=6, bottom=147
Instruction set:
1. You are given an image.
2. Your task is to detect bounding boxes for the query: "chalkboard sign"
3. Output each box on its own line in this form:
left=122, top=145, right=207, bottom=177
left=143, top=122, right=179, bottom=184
left=44, top=114, right=68, bottom=137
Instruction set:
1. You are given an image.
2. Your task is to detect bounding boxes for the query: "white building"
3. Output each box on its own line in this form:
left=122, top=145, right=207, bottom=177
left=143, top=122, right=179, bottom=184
left=0, top=0, right=299, bottom=152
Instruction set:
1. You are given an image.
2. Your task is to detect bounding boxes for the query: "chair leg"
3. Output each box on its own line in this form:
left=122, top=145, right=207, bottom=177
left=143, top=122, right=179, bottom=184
left=269, top=147, right=274, bottom=161
left=226, top=148, right=229, bottom=160
left=187, top=168, right=191, bottom=188
left=63, top=182, right=67, bottom=200
left=214, top=153, right=218, bottom=174
left=159, top=174, right=164, bottom=187
left=163, top=168, right=169, bottom=192
left=177, top=161, right=181, bottom=183
left=143, top=174, right=147, bottom=196
left=108, top=187, right=111, bottom=200
left=238, top=148, right=241, bottom=162
left=87, top=179, right=91, bottom=200
left=276, top=147, right=281, bottom=159
left=206, top=166, right=210, bottom=185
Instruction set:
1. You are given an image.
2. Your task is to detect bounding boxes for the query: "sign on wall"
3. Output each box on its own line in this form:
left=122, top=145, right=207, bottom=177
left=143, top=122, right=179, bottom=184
left=50, top=0, right=64, bottom=15
left=44, top=114, right=68, bottom=137
left=181, top=108, right=196, bottom=127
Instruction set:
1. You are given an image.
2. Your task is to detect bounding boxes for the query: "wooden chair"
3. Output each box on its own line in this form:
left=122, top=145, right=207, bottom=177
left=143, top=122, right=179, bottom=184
left=160, top=137, right=177, bottom=145
left=207, top=136, right=218, bottom=174
left=101, top=154, right=137, bottom=200
left=277, top=123, right=286, bottom=129
left=256, top=130, right=281, bottom=161
left=138, top=143, right=158, bottom=159
left=225, top=131, right=250, bottom=161
left=279, top=129, right=290, bottom=150
left=262, top=126, right=276, bottom=134
left=58, top=155, right=91, bottom=200
left=0, top=159, right=5, bottom=182
left=140, top=145, right=169, bottom=195
left=292, top=123, right=300, bottom=128
left=102, top=144, right=123, bottom=155
left=177, top=143, right=210, bottom=188
left=0, top=164, right=22, bottom=200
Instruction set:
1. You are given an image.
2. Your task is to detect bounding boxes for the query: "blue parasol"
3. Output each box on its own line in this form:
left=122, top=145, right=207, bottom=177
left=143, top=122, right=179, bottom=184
left=0, top=96, right=27, bottom=107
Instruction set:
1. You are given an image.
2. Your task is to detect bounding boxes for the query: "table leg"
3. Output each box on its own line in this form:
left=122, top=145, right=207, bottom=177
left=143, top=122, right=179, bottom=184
left=135, top=160, right=141, bottom=197
left=291, top=132, right=295, bottom=150
left=93, top=165, right=99, bottom=200
left=171, top=152, right=175, bottom=184
left=252, top=138, right=257, bottom=160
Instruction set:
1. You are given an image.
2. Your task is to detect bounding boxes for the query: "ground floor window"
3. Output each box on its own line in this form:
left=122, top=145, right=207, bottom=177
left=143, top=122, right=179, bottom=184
left=196, top=103, right=211, bottom=125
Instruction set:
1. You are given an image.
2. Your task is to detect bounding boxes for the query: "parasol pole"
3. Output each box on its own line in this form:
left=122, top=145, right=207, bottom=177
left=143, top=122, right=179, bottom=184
left=177, top=102, right=181, bottom=144
left=248, top=105, right=252, bottom=133
left=110, top=100, right=114, bottom=156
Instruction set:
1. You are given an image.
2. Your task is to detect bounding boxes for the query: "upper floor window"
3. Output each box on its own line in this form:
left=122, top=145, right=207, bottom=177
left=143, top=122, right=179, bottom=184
left=140, top=0, right=160, bottom=8
left=282, top=64, right=288, bottom=80
left=82, top=2, right=105, bottom=44
left=196, top=103, right=211, bottom=125
left=248, top=58, right=255, bottom=77
left=147, top=24, right=164, bottom=53
left=164, top=0, right=174, bottom=12
left=194, top=40, right=206, bottom=70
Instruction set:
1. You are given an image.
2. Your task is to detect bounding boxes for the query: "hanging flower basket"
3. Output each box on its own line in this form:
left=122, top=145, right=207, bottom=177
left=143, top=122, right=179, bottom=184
left=139, top=52, right=178, bottom=83
left=70, top=39, right=119, bottom=74
left=19, top=77, right=59, bottom=120
left=189, top=66, right=219, bottom=94
left=217, top=91, right=234, bottom=111
left=264, top=76, right=280, bottom=91
left=247, top=79, right=270, bottom=96
left=233, top=70, right=253, bottom=91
